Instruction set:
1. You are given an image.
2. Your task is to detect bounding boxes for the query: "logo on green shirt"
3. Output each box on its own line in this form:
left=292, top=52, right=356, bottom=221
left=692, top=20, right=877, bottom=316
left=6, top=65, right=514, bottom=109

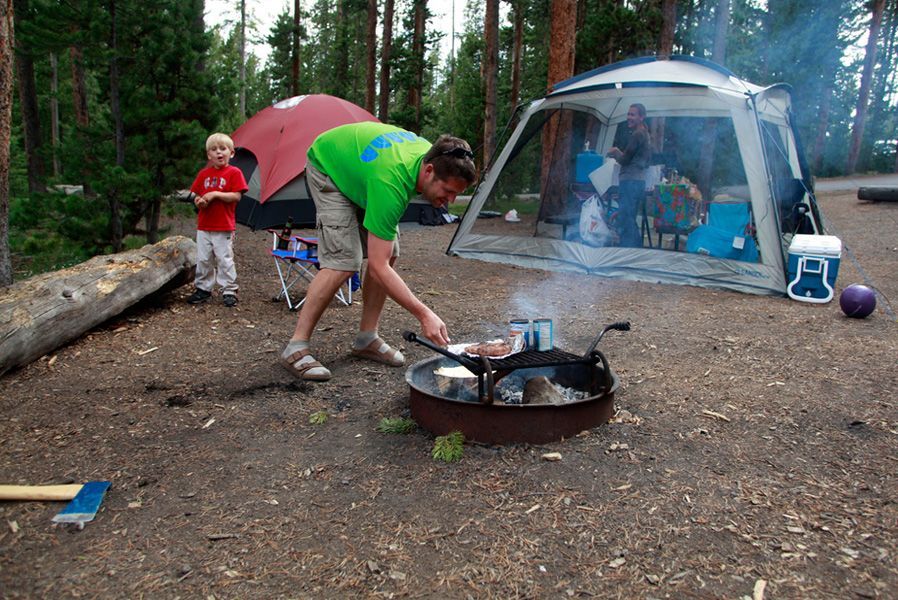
left=360, top=131, right=425, bottom=163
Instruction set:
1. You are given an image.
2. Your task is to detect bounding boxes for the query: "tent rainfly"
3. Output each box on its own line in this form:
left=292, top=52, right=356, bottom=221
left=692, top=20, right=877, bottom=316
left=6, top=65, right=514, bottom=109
left=231, top=94, right=379, bottom=231
left=448, top=56, right=823, bottom=296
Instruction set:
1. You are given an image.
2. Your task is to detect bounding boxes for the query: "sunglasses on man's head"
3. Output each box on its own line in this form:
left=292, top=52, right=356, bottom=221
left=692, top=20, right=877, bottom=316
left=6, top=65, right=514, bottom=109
left=441, top=147, right=475, bottom=160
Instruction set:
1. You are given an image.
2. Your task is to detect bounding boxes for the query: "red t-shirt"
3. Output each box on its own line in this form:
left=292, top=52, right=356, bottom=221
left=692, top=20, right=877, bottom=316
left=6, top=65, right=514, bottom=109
left=190, top=165, right=248, bottom=231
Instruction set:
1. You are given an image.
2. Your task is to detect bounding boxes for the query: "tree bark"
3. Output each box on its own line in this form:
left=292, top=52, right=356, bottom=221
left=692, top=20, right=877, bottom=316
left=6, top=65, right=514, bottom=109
left=0, top=236, right=197, bottom=375
left=812, top=86, right=832, bottom=173
left=239, top=0, right=246, bottom=117
left=847, top=0, right=886, bottom=174
left=108, top=0, right=124, bottom=251
left=292, top=0, right=300, bottom=96
left=658, top=0, right=676, bottom=57
left=483, top=0, right=499, bottom=168
left=861, top=0, right=897, bottom=170
left=70, top=38, right=93, bottom=196
left=407, top=0, right=426, bottom=132
left=12, top=0, right=44, bottom=193
left=70, top=42, right=89, bottom=128
left=0, top=0, right=13, bottom=286
left=378, top=0, right=394, bottom=121
left=365, top=0, right=377, bottom=114
left=541, top=0, right=577, bottom=217
left=711, top=0, right=730, bottom=64
left=49, top=52, right=60, bottom=177
left=509, top=0, right=523, bottom=117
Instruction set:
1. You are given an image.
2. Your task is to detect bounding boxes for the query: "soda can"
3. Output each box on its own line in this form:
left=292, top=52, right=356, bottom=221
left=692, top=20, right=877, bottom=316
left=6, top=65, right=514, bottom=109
left=509, top=319, right=531, bottom=349
left=533, top=318, right=553, bottom=351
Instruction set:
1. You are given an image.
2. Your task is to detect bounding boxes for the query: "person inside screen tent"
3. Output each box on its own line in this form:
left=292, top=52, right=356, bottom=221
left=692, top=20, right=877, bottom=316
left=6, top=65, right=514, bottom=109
left=607, top=103, right=652, bottom=248
left=280, top=123, right=478, bottom=382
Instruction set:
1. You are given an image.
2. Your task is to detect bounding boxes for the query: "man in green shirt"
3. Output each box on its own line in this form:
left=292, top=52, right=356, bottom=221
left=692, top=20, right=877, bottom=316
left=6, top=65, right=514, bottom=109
left=281, top=123, right=477, bottom=382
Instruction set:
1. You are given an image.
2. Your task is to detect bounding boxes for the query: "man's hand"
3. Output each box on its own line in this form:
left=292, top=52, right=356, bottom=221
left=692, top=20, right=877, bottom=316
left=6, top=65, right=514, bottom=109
left=420, top=309, right=450, bottom=347
left=366, top=234, right=451, bottom=346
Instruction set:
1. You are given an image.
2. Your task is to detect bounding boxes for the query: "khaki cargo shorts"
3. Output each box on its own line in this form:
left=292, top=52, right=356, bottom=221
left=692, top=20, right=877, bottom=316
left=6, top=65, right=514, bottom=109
left=305, top=164, right=400, bottom=272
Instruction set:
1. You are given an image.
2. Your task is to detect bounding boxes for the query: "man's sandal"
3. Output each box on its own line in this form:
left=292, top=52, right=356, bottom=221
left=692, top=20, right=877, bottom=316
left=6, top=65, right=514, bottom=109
left=280, top=349, right=332, bottom=381
left=351, top=338, right=405, bottom=367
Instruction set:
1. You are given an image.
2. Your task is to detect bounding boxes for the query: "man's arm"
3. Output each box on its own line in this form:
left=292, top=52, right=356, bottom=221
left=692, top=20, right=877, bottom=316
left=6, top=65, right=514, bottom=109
left=366, top=234, right=449, bottom=346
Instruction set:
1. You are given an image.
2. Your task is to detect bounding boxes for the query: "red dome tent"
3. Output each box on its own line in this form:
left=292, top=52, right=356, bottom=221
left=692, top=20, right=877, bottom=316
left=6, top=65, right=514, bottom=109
left=232, top=94, right=379, bottom=230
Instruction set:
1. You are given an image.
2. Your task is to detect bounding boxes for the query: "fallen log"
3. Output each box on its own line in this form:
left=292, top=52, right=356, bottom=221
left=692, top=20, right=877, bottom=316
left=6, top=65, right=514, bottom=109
left=0, top=235, right=196, bottom=376
left=857, top=186, right=898, bottom=202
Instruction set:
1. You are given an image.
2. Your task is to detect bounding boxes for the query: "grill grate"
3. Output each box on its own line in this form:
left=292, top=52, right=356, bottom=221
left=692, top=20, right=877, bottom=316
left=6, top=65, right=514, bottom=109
left=487, top=348, right=593, bottom=370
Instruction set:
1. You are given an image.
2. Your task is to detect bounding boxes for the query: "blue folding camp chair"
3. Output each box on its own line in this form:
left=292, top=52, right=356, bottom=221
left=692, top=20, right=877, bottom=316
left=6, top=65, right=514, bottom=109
left=269, top=230, right=360, bottom=310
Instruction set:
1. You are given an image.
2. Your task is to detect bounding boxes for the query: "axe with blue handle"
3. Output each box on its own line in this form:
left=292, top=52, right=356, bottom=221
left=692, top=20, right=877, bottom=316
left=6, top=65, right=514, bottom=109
left=0, top=482, right=111, bottom=528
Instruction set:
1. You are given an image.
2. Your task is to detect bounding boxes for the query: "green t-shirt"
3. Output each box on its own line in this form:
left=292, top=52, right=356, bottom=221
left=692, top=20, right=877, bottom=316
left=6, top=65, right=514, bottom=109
left=307, top=122, right=431, bottom=241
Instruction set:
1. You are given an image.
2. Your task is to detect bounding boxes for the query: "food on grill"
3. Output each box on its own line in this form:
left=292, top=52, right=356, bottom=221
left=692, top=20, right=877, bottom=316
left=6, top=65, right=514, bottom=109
left=464, top=340, right=513, bottom=357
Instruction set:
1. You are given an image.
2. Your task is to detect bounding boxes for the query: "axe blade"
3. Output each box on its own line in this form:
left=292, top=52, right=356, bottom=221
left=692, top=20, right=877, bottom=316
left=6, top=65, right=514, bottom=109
left=51, top=481, right=111, bottom=528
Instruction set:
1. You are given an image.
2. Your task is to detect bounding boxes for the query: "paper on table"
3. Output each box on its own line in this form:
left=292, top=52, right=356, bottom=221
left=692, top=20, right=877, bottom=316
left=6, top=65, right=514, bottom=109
left=588, top=158, right=620, bottom=196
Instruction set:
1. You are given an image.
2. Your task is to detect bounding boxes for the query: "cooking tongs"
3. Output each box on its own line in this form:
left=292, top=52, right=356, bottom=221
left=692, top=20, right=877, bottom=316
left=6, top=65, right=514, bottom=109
left=403, top=321, right=630, bottom=404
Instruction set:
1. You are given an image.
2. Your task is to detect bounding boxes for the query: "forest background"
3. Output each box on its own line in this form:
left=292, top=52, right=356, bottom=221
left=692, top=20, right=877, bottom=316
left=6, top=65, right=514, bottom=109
left=0, top=0, right=896, bottom=286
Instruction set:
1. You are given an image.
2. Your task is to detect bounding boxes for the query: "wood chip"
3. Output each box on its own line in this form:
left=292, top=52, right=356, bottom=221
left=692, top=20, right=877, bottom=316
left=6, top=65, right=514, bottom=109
left=701, top=409, right=731, bottom=422
left=541, top=452, right=562, bottom=461
left=202, top=418, right=215, bottom=429
left=8, top=520, right=19, bottom=534
left=525, top=504, right=541, bottom=514
left=208, top=533, right=240, bottom=541
left=137, top=347, right=158, bottom=356
left=753, top=579, right=767, bottom=600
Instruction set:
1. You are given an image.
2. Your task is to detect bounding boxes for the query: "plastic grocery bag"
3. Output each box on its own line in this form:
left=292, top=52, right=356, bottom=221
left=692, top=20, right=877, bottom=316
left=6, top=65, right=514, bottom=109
left=579, top=195, right=613, bottom=247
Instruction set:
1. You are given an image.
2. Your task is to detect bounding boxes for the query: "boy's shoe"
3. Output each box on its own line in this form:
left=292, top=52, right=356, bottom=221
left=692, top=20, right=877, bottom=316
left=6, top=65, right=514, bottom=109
left=223, top=294, right=238, bottom=308
left=187, top=289, right=212, bottom=304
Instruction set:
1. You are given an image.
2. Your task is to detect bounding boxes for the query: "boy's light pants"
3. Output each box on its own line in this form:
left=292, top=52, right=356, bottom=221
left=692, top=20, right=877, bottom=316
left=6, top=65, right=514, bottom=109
left=195, top=230, right=238, bottom=294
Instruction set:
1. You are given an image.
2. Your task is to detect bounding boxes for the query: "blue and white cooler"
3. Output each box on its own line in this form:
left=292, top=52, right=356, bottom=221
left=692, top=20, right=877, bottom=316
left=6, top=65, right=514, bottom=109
left=786, top=234, right=842, bottom=303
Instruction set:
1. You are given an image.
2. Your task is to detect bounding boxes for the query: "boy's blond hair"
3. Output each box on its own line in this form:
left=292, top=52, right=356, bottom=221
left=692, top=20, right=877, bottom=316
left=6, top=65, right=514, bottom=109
left=205, top=132, right=235, bottom=151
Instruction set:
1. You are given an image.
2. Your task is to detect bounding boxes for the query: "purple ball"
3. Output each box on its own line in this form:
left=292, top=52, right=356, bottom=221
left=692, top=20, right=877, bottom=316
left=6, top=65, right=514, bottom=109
left=839, top=284, right=876, bottom=318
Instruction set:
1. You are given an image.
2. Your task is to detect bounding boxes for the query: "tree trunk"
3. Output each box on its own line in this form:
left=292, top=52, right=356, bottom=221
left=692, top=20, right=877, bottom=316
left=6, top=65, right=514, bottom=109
left=12, top=0, right=44, bottom=193
left=334, top=0, right=349, bottom=100
left=0, top=236, right=197, bottom=375
left=509, top=0, right=523, bottom=117
left=658, top=0, right=676, bottom=57
left=812, top=86, right=832, bottom=173
left=711, top=0, right=730, bottom=64
left=407, top=0, right=426, bottom=132
left=239, top=0, right=246, bottom=117
left=49, top=52, right=60, bottom=177
left=365, top=0, right=377, bottom=114
left=70, top=38, right=93, bottom=196
left=70, top=43, right=89, bottom=128
left=861, top=0, right=897, bottom=170
left=108, top=0, right=124, bottom=252
left=0, top=0, right=13, bottom=286
left=541, top=0, right=577, bottom=217
left=292, top=0, right=300, bottom=96
left=847, top=0, right=886, bottom=174
left=483, top=0, right=499, bottom=168
left=378, top=0, right=394, bottom=121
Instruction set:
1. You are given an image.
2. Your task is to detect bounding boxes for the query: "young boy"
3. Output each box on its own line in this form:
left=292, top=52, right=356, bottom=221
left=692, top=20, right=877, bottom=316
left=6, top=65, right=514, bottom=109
left=186, top=133, right=248, bottom=307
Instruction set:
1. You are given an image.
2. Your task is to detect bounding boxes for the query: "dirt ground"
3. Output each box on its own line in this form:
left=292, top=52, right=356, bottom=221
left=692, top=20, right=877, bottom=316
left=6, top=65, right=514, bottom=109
left=1, top=187, right=896, bottom=599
